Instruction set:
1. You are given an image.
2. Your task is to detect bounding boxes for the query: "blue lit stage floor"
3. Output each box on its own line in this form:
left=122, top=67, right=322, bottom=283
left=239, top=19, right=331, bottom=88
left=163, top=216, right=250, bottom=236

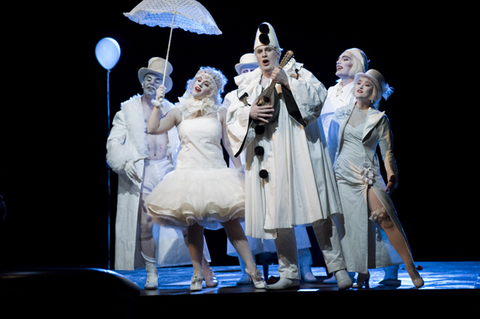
left=2, top=262, right=476, bottom=318
left=117, top=261, right=480, bottom=317
left=117, top=261, right=480, bottom=294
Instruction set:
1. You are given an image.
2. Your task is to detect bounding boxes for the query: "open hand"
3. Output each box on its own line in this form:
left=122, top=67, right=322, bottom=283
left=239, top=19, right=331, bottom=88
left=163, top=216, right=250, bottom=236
left=125, top=157, right=146, bottom=183
left=250, top=97, right=274, bottom=123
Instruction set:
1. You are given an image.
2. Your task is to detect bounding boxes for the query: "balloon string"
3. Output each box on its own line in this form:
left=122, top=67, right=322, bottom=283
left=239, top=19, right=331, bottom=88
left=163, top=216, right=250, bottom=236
left=106, top=67, right=112, bottom=269
left=107, top=69, right=111, bottom=132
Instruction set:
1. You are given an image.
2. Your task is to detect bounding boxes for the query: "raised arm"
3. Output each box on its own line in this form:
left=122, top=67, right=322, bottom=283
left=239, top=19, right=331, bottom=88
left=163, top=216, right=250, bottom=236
left=147, top=106, right=180, bottom=135
left=147, top=85, right=181, bottom=135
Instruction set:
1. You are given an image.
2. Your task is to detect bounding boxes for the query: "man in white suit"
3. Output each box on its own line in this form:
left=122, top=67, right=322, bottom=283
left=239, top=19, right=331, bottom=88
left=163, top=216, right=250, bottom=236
left=107, top=58, right=186, bottom=289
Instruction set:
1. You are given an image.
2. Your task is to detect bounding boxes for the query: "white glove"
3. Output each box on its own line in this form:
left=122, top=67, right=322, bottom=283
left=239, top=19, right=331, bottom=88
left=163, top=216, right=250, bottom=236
left=152, top=85, right=165, bottom=107
left=124, top=157, right=146, bottom=183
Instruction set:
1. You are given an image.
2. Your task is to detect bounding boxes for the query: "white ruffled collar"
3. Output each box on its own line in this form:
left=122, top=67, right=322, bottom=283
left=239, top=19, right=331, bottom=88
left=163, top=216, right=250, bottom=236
left=234, top=57, right=303, bottom=91
left=177, top=92, right=219, bottom=118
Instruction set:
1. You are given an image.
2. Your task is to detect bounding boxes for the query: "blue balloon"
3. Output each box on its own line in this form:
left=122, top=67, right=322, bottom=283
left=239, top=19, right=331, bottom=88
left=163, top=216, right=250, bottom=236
left=95, top=37, right=121, bottom=70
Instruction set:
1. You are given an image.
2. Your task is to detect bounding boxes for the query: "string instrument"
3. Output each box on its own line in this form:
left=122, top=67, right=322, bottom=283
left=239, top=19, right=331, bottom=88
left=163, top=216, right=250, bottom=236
left=254, top=50, right=294, bottom=125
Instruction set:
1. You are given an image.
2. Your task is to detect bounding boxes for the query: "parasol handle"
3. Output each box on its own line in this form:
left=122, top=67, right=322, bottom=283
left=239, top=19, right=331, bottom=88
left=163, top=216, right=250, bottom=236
left=157, top=10, right=177, bottom=105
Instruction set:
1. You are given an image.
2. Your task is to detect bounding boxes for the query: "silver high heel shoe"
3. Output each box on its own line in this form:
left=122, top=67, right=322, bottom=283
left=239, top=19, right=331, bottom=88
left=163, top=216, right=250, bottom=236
left=407, top=268, right=424, bottom=288
left=190, top=274, right=203, bottom=291
left=247, top=269, right=266, bottom=289
left=353, top=272, right=370, bottom=289
left=203, top=264, right=218, bottom=288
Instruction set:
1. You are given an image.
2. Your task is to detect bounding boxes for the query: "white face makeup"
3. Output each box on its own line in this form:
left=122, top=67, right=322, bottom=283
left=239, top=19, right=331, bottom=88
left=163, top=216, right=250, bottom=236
left=354, top=77, right=375, bottom=100
left=142, top=74, right=162, bottom=98
left=335, top=53, right=354, bottom=79
left=191, top=76, right=213, bottom=100
left=255, top=45, right=280, bottom=75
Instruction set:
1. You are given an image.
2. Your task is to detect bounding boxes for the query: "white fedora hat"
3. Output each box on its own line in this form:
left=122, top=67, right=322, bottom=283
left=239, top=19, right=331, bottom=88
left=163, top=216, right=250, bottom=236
left=138, top=57, right=173, bottom=93
left=234, top=53, right=259, bottom=74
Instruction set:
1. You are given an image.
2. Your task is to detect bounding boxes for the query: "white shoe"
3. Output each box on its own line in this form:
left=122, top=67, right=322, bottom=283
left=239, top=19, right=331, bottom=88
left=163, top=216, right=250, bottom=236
left=324, top=271, right=355, bottom=284
left=144, top=263, right=158, bottom=290
left=265, top=278, right=300, bottom=290
left=190, top=274, right=203, bottom=291
left=335, top=270, right=352, bottom=290
left=247, top=269, right=267, bottom=289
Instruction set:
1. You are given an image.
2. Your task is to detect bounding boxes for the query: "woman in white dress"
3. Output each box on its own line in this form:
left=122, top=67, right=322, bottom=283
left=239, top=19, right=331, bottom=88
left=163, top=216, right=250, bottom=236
left=329, top=69, right=424, bottom=288
left=146, top=67, right=266, bottom=291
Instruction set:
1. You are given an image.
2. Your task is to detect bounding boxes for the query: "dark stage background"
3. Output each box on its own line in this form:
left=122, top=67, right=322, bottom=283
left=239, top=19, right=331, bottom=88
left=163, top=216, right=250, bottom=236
left=1, top=1, right=475, bottom=270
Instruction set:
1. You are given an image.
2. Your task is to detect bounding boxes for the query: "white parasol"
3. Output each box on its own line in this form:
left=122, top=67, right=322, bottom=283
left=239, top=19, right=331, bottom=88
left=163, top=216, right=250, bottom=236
left=124, top=0, right=222, bottom=90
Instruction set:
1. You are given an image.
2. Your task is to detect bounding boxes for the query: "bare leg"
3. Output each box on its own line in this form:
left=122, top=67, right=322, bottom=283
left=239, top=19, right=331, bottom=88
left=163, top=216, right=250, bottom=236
left=222, top=219, right=265, bottom=288
left=139, top=193, right=156, bottom=259
left=222, top=219, right=256, bottom=273
left=139, top=193, right=157, bottom=289
left=367, top=188, right=413, bottom=268
left=368, top=188, right=423, bottom=287
left=187, top=223, right=204, bottom=276
left=182, top=229, right=217, bottom=287
left=187, top=223, right=204, bottom=291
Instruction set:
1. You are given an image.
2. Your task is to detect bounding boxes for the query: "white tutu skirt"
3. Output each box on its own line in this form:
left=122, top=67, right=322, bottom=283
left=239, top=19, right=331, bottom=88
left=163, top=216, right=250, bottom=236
left=146, top=168, right=245, bottom=230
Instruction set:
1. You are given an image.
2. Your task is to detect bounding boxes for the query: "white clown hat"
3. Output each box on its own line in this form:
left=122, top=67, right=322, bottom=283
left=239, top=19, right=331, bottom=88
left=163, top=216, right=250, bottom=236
left=254, top=22, right=281, bottom=52
left=234, top=53, right=259, bottom=74
left=138, top=57, right=173, bottom=93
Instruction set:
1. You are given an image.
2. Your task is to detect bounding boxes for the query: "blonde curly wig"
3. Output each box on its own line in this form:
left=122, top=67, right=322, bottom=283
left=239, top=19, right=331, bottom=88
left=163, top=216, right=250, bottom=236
left=185, top=66, right=227, bottom=105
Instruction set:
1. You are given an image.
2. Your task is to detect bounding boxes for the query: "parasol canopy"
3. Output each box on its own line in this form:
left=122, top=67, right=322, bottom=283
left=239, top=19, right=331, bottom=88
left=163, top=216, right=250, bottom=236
left=124, top=0, right=222, bottom=35
left=124, top=0, right=222, bottom=99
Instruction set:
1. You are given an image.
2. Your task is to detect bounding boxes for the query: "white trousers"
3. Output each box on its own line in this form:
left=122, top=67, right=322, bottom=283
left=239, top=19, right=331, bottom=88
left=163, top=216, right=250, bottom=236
left=141, top=158, right=173, bottom=194
left=274, top=215, right=347, bottom=279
